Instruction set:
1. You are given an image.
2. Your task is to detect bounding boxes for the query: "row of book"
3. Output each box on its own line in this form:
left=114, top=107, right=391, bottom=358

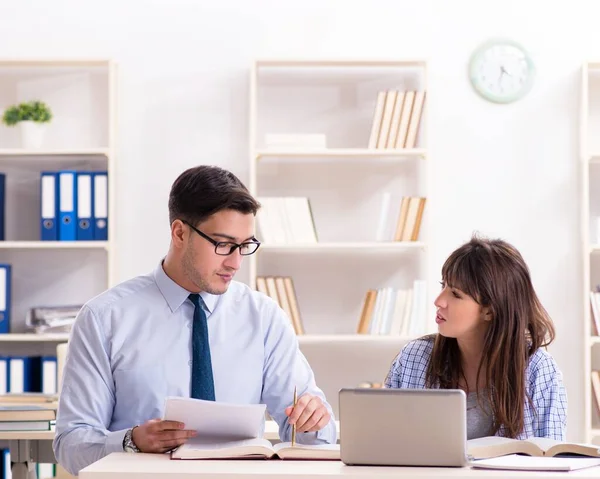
left=356, top=281, right=428, bottom=337
left=256, top=197, right=317, bottom=245
left=0, top=356, right=58, bottom=395
left=376, top=194, right=426, bottom=242
left=368, top=90, right=426, bottom=150
left=255, top=276, right=305, bottom=335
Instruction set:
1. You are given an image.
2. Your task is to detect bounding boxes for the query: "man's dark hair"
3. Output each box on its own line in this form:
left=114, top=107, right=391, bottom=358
left=168, top=165, right=260, bottom=225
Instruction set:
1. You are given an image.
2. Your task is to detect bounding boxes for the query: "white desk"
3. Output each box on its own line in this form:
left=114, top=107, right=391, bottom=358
left=78, top=453, right=600, bottom=479
left=0, top=420, right=315, bottom=479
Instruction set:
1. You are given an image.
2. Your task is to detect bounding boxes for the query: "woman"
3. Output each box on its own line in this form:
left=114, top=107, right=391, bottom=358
left=384, top=235, right=567, bottom=440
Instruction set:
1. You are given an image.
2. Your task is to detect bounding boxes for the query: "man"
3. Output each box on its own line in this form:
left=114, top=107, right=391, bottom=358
left=53, top=165, right=336, bottom=475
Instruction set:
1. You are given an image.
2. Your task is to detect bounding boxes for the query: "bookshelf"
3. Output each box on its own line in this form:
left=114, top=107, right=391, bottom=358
left=581, top=62, right=600, bottom=445
left=0, top=59, right=116, bottom=354
left=248, top=59, right=430, bottom=414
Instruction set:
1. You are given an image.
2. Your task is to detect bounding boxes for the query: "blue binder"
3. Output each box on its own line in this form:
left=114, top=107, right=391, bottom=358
left=76, top=172, right=94, bottom=241
left=0, top=264, right=9, bottom=334
left=40, top=172, right=58, bottom=241
left=93, top=172, right=108, bottom=241
left=58, top=170, right=77, bottom=241
left=1, top=449, right=9, bottom=479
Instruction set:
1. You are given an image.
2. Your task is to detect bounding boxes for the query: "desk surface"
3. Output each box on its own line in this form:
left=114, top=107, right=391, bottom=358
left=78, top=453, right=600, bottom=479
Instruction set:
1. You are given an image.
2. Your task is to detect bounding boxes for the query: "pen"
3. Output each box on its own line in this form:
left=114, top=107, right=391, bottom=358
left=291, top=386, right=297, bottom=447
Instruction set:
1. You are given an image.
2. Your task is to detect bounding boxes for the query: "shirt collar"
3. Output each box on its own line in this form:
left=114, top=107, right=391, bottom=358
left=153, top=260, right=219, bottom=314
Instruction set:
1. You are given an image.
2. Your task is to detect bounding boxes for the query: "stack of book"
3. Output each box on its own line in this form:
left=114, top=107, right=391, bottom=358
left=255, top=276, right=304, bottom=335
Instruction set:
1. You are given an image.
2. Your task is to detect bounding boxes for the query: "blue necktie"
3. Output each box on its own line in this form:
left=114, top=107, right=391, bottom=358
left=188, top=294, right=215, bottom=401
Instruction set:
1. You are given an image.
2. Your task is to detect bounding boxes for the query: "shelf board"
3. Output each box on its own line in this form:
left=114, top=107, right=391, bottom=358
left=591, top=428, right=600, bottom=437
left=0, top=241, right=109, bottom=250
left=591, top=337, right=600, bottom=345
left=255, top=59, right=426, bottom=68
left=0, top=333, right=69, bottom=342
left=297, top=334, right=413, bottom=344
left=590, top=245, right=600, bottom=253
left=258, top=242, right=425, bottom=253
left=255, top=148, right=425, bottom=161
left=0, top=148, right=109, bottom=157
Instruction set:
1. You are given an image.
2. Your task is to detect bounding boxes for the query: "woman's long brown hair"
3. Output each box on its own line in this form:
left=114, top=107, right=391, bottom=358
left=425, top=235, right=555, bottom=438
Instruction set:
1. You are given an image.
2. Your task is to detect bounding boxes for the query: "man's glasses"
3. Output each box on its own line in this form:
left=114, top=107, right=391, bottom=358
left=182, top=220, right=260, bottom=256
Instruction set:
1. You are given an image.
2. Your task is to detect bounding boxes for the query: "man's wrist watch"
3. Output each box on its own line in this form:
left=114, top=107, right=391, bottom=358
left=123, top=426, right=140, bottom=453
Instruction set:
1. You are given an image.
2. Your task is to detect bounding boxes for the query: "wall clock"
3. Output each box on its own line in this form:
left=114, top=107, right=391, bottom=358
left=468, top=38, right=535, bottom=104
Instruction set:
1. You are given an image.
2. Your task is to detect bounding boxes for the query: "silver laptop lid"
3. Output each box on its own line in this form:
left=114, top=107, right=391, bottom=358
left=339, top=388, right=468, bottom=467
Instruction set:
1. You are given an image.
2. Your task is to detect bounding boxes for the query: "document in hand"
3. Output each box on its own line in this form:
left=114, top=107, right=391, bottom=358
left=471, top=454, right=600, bottom=472
left=467, top=436, right=600, bottom=460
left=162, top=397, right=266, bottom=440
left=171, top=437, right=340, bottom=461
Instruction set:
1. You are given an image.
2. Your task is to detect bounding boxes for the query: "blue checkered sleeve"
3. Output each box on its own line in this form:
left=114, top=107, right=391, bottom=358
left=384, top=339, right=432, bottom=389
left=526, top=349, right=568, bottom=441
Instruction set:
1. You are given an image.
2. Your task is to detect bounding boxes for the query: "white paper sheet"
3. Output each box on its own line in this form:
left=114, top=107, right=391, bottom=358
left=162, top=396, right=267, bottom=440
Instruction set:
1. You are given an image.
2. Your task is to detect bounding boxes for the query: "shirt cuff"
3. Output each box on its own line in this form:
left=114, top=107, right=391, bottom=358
left=105, top=428, right=129, bottom=454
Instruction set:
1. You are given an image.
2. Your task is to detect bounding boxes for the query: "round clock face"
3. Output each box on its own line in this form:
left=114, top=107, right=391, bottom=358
left=468, top=39, right=535, bottom=104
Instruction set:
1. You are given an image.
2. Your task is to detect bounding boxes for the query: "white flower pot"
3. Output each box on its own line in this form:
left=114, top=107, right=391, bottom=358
left=19, top=121, right=47, bottom=149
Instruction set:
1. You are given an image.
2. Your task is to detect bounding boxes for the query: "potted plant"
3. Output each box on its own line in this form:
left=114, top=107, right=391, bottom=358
left=2, top=100, right=52, bottom=149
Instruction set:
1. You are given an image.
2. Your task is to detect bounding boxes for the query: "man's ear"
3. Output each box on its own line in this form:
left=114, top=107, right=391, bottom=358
left=171, top=220, right=186, bottom=248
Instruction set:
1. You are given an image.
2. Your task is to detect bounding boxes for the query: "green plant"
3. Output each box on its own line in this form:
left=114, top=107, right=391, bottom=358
left=2, top=101, right=52, bottom=126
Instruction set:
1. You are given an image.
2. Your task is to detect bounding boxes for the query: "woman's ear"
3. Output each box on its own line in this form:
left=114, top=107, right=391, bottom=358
left=481, top=306, right=493, bottom=321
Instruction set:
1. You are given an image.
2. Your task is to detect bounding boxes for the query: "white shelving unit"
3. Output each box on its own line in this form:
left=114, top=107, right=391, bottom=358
left=0, top=59, right=117, bottom=351
left=248, top=59, right=429, bottom=415
left=581, top=62, right=600, bottom=445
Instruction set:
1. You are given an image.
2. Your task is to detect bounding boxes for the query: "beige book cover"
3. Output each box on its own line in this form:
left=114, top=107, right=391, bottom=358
left=404, top=90, right=426, bottom=149
left=394, top=90, right=415, bottom=148
left=367, top=91, right=387, bottom=149
left=376, top=90, right=397, bottom=149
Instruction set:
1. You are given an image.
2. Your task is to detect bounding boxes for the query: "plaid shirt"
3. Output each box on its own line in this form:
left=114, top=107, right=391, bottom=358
left=384, top=337, right=567, bottom=440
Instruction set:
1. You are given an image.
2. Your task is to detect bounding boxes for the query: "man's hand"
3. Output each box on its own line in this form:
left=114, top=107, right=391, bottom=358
left=284, top=393, right=330, bottom=433
left=132, top=419, right=197, bottom=453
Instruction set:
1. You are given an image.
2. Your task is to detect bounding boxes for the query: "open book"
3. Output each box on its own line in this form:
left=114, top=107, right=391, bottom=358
left=468, top=436, right=600, bottom=460
left=171, top=437, right=340, bottom=461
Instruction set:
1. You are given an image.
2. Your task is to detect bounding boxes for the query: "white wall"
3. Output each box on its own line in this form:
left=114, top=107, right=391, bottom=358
left=0, top=0, right=597, bottom=441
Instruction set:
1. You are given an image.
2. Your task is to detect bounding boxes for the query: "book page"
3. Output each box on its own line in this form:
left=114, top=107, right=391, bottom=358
left=172, top=437, right=274, bottom=460
left=471, top=454, right=600, bottom=471
left=163, top=396, right=266, bottom=440
left=467, top=436, right=541, bottom=459
left=528, top=437, right=600, bottom=457
left=273, top=442, right=340, bottom=460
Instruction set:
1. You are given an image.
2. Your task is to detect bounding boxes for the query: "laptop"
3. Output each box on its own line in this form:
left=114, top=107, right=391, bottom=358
left=339, top=388, right=468, bottom=467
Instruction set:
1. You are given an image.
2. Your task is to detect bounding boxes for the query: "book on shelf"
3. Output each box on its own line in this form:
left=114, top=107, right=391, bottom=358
left=0, top=404, right=55, bottom=431
left=591, top=371, right=600, bottom=416
left=171, top=437, right=340, bottom=461
left=256, top=276, right=304, bottom=335
left=256, top=197, right=317, bottom=244
left=375, top=194, right=426, bottom=242
left=368, top=90, right=426, bottom=150
left=467, top=436, right=600, bottom=460
left=356, top=281, right=427, bottom=336
left=590, top=289, right=600, bottom=335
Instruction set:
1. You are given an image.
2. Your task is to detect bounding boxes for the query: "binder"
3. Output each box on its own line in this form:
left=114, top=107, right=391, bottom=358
left=76, top=172, right=94, bottom=241
left=0, top=357, right=8, bottom=395
left=93, top=172, right=108, bottom=241
left=8, top=357, right=41, bottom=393
left=0, top=264, right=9, bottom=334
left=41, top=356, right=57, bottom=394
left=58, top=170, right=77, bottom=241
left=40, top=172, right=58, bottom=241
left=0, top=174, right=5, bottom=242
left=1, top=449, right=9, bottom=479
